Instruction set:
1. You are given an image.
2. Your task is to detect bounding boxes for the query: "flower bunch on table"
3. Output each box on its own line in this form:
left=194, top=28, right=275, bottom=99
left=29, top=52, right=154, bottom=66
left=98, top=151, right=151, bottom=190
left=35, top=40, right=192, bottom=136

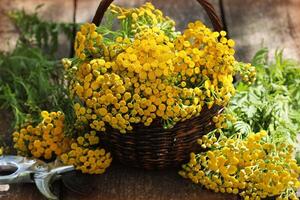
left=13, top=2, right=252, bottom=175
left=180, top=130, right=300, bottom=200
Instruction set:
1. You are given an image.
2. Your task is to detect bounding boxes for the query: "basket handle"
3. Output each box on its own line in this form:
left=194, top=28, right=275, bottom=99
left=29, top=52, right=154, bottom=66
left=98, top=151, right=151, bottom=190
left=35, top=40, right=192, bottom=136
left=92, top=0, right=223, bottom=32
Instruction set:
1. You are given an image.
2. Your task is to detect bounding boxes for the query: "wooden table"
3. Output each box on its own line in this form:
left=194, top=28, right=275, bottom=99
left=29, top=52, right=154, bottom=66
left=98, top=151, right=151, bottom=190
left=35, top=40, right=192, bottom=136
left=0, top=0, right=300, bottom=199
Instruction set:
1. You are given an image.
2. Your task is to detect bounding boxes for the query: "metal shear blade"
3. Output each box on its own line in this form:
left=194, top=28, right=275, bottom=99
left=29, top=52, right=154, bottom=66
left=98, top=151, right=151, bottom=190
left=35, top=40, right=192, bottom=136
left=0, top=155, right=74, bottom=200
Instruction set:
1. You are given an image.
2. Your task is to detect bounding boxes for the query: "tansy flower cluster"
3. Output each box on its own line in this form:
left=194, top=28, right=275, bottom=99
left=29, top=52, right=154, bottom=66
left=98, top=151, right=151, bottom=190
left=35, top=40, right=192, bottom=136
left=174, top=23, right=236, bottom=108
left=60, top=131, right=112, bottom=174
left=234, top=62, right=256, bottom=84
left=179, top=131, right=300, bottom=200
left=12, top=111, right=67, bottom=160
left=212, top=113, right=236, bottom=131
left=11, top=110, right=112, bottom=174
left=74, top=23, right=130, bottom=61
left=64, top=3, right=242, bottom=133
left=110, top=2, right=177, bottom=38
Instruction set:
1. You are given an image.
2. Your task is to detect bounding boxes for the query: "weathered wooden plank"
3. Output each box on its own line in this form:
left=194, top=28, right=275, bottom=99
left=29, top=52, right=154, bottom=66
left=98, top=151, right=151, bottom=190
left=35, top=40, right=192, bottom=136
left=0, top=0, right=75, bottom=56
left=76, top=0, right=221, bottom=31
left=223, top=0, right=300, bottom=61
left=0, top=184, right=47, bottom=200
left=0, top=165, right=237, bottom=200
left=62, top=164, right=237, bottom=200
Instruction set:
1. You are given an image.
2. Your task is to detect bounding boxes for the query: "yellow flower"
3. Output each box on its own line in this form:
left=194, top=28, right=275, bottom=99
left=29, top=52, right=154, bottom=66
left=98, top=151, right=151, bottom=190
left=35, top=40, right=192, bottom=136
left=181, top=131, right=300, bottom=199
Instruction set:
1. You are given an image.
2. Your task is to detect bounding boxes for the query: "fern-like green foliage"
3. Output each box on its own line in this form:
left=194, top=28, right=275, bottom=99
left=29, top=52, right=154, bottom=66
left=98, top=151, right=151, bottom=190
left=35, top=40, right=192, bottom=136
left=224, top=48, right=300, bottom=145
left=0, top=44, right=75, bottom=129
left=0, top=8, right=77, bottom=133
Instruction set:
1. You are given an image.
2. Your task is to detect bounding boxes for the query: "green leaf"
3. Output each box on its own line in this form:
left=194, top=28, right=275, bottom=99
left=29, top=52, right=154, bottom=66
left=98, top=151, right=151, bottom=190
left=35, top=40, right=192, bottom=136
left=233, top=121, right=252, bottom=135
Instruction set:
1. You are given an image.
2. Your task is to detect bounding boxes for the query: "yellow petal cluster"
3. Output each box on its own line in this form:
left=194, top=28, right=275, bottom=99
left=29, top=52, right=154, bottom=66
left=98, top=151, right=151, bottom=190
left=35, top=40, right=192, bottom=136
left=60, top=131, right=112, bottom=174
left=174, top=24, right=236, bottom=107
left=212, top=113, right=236, bottom=130
left=180, top=131, right=300, bottom=200
left=110, top=2, right=176, bottom=36
left=12, top=111, right=68, bottom=160
left=65, top=3, right=239, bottom=133
left=74, top=23, right=131, bottom=62
left=234, top=62, right=256, bottom=84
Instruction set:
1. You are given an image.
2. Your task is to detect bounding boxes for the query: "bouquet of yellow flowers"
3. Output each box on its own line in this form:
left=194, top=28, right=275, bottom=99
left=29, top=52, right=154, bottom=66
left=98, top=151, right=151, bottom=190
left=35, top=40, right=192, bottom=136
left=6, top=1, right=299, bottom=200
left=65, top=2, right=236, bottom=134
left=13, top=1, right=246, bottom=172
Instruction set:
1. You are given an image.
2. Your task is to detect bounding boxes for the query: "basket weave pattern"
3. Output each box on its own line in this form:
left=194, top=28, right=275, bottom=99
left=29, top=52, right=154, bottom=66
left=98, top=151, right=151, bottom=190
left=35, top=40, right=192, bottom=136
left=104, top=106, right=223, bottom=169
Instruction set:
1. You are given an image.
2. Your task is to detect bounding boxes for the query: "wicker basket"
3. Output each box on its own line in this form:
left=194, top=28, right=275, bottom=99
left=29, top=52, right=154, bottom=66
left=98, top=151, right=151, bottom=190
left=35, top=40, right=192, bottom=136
left=92, top=0, right=224, bottom=170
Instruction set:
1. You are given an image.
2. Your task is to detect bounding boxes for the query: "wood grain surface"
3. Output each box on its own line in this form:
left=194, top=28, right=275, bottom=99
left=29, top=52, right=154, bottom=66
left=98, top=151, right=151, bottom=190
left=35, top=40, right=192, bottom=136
left=223, top=0, right=300, bottom=61
left=0, top=0, right=74, bottom=56
left=0, top=0, right=300, bottom=199
left=62, top=165, right=237, bottom=200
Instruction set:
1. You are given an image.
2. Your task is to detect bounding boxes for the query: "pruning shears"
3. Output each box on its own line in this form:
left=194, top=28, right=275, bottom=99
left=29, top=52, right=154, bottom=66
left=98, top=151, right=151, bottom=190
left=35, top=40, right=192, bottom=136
left=0, top=155, right=74, bottom=200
